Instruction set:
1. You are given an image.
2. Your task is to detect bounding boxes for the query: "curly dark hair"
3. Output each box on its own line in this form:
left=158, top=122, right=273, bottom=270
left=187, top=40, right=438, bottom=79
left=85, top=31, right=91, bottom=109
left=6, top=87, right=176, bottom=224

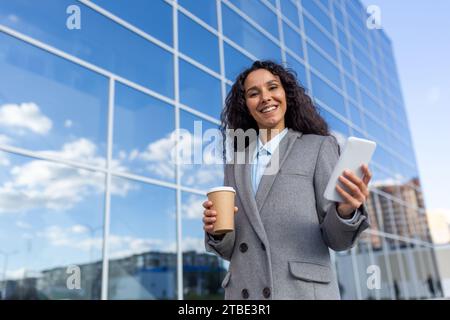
left=220, top=60, right=330, bottom=154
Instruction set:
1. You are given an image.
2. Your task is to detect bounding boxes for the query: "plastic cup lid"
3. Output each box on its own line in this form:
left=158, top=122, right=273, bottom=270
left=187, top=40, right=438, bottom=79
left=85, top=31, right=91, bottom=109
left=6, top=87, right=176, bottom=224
left=207, top=186, right=236, bottom=195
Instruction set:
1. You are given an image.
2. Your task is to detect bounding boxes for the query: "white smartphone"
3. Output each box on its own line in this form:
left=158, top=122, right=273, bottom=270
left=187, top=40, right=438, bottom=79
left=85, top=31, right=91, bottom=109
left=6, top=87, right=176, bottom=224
left=324, top=136, right=377, bottom=202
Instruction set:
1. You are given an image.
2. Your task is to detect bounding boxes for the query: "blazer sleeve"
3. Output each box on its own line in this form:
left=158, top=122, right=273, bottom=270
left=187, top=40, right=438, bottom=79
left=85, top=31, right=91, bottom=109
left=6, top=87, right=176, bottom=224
left=204, top=164, right=236, bottom=261
left=313, top=136, right=370, bottom=251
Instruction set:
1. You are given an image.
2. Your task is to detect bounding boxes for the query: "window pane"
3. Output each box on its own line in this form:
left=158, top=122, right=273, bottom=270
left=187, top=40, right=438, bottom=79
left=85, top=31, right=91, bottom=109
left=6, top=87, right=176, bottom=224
left=224, top=42, right=253, bottom=81
left=228, top=0, right=279, bottom=38
left=337, top=26, right=349, bottom=51
left=280, top=0, right=299, bottom=27
left=179, top=111, right=224, bottom=191
left=113, top=82, right=176, bottom=183
left=0, top=0, right=174, bottom=98
left=311, top=72, right=346, bottom=117
left=352, top=43, right=373, bottom=74
left=319, top=105, right=349, bottom=138
left=341, top=50, right=353, bottom=76
left=348, top=101, right=364, bottom=130
left=222, top=4, right=282, bottom=62
left=108, top=177, right=176, bottom=299
left=0, top=33, right=108, bottom=167
left=356, top=66, right=378, bottom=98
left=360, top=89, right=382, bottom=115
left=179, top=12, right=220, bottom=73
left=335, top=251, right=359, bottom=299
left=283, top=22, right=303, bottom=58
left=179, top=0, right=217, bottom=29
left=345, top=75, right=357, bottom=101
left=181, top=192, right=225, bottom=299
left=0, top=151, right=105, bottom=299
left=179, top=60, right=222, bottom=119
left=307, top=43, right=341, bottom=88
left=317, top=0, right=330, bottom=11
left=91, top=0, right=172, bottom=46
left=303, top=0, right=333, bottom=34
left=304, top=16, right=337, bottom=60
left=333, top=2, right=345, bottom=27
left=285, top=54, right=307, bottom=89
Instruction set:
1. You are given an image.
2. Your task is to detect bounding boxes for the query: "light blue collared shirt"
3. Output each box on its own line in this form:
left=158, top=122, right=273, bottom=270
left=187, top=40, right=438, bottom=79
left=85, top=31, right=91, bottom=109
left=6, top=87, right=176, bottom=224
left=251, top=128, right=288, bottom=195
left=250, top=128, right=359, bottom=224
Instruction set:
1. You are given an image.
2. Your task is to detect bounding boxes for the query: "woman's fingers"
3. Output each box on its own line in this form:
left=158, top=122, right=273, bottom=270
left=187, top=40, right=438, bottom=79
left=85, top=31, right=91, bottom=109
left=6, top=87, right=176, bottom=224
left=202, top=215, right=216, bottom=224
left=202, top=200, right=213, bottom=209
left=203, top=224, right=214, bottom=232
left=338, top=175, right=365, bottom=202
left=203, top=208, right=216, bottom=234
left=204, top=209, right=216, bottom=217
left=343, top=170, right=369, bottom=198
left=336, top=184, right=362, bottom=209
left=234, top=206, right=239, bottom=214
left=362, top=164, right=373, bottom=186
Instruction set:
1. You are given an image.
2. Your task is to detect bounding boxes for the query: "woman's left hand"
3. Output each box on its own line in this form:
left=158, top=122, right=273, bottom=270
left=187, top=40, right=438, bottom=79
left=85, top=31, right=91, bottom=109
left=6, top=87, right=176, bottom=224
left=336, top=164, right=372, bottom=219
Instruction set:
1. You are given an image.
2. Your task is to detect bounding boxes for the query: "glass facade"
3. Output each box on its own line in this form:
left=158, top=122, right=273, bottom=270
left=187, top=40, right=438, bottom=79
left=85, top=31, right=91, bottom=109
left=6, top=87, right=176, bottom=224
left=0, top=0, right=442, bottom=299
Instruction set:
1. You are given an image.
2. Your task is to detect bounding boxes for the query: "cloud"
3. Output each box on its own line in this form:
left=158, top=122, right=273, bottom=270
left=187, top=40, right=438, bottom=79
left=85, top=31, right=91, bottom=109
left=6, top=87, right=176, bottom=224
left=164, top=236, right=205, bottom=253
left=119, top=130, right=224, bottom=188
left=0, top=102, right=52, bottom=135
left=16, top=220, right=32, bottom=229
left=64, top=119, right=73, bottom=128
left=181, top=194, right=205, bottom=220
left=136, top=132, right=177, bottom=180
left=0, top=138, right=134, bottom=214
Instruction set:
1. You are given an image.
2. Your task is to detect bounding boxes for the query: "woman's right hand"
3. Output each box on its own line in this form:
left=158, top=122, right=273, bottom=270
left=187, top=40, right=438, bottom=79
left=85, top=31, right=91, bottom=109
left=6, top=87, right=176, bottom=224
left=202, top=200, right=238, bottom=235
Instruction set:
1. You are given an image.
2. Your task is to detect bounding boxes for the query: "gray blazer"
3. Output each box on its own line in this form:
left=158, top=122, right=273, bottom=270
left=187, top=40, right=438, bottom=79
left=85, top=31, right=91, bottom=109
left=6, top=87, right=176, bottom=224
left=205, top=129, right=370, bottom=300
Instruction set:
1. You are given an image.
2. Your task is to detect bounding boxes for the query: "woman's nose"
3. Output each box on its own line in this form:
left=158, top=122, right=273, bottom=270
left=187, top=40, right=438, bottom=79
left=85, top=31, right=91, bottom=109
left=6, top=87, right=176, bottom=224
left=261, top=90, right=272, bottom=102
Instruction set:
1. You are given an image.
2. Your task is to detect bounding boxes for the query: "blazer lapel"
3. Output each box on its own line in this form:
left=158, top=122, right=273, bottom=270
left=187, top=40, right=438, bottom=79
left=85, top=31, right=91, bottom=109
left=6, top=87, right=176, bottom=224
left=255, top=129, right=302, bottom=212
left=234, top=137, right=268, bottom=245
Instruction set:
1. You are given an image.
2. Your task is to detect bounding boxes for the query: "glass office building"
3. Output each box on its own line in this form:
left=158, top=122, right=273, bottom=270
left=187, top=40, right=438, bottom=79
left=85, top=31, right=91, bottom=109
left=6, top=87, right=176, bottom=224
left=0, top=0, right=442, bottom=299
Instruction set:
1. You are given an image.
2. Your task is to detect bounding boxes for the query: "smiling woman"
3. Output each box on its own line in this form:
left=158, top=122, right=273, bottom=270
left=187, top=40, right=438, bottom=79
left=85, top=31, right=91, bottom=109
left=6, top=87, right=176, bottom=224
left=203, top=60, right=372, bottom=300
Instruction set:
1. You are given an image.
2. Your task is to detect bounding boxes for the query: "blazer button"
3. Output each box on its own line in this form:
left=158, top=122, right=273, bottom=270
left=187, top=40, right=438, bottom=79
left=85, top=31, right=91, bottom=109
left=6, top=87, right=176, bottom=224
left=239, top=242, right=248, bottom=253
left=263, top=287, right=271, bottom=298
left=242, top=289, right=249, bottom=299
left=261, top=242, right=266, bottom=251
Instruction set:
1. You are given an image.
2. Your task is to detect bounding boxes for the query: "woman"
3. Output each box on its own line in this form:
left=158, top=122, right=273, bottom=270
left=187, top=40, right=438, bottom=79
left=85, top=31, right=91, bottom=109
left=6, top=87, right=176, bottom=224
left=202, top=60, right=371, bottom=300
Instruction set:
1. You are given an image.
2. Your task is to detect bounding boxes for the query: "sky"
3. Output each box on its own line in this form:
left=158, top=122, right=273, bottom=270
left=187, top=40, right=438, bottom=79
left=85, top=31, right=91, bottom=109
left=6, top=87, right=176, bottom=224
left=361, top=0, right=450, bottom=223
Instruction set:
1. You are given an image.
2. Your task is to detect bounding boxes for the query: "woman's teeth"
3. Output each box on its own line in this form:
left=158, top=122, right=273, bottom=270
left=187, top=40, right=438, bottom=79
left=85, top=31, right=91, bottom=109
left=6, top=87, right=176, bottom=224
left=261, top=106, right=277, bottom=113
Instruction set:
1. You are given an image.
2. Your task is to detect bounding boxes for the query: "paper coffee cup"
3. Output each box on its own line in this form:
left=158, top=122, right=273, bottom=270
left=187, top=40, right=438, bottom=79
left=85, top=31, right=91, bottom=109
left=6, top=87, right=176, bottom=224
left=206, top=186, right=236, bottom=235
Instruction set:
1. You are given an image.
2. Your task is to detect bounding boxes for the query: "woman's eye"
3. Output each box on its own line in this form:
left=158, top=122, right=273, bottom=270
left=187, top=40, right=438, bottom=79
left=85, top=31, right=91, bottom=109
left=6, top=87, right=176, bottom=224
left=269, top=86, right=277, bottom=90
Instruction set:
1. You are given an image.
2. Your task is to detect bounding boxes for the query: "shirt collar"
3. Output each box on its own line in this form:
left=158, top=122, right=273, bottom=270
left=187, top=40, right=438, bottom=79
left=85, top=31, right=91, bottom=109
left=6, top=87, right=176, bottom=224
left=253, top=127, right=288, bottom=160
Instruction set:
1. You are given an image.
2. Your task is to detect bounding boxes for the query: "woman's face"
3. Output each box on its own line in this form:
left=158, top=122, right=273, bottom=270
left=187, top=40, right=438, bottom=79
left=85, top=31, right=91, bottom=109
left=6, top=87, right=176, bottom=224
left=244, top=68, right=287, bottom=131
